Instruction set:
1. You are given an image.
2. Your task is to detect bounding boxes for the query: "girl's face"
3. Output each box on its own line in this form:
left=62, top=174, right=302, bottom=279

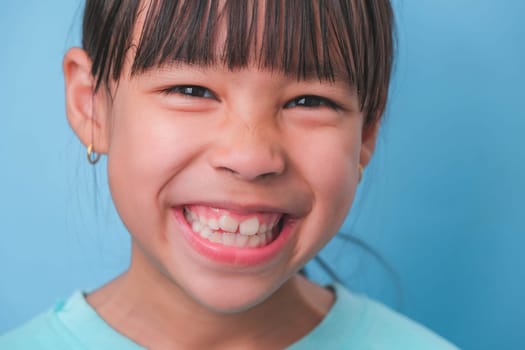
left=65, top=15, right=378, bottom=313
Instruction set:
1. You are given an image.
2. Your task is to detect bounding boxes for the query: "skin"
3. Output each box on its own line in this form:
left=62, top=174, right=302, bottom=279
left=63, top=20, right=380, bottom=350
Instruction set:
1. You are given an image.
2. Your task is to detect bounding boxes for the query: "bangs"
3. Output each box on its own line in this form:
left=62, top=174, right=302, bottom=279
left=83, top=0, right=394, bottom=124
left=134, top=1, right=345, bottom=79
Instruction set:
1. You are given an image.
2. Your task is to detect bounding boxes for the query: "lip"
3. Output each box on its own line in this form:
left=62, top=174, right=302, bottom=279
left=172, top=205, right=298, bottom=266
left=179, top=200, right=300, bottom=218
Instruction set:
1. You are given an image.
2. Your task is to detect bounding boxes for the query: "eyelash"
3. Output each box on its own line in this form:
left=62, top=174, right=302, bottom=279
left=161, top=86, right=340, bottom=110
left=161, top=85, right=216, bottom=99
left=284, top=95, right=340, bottom=110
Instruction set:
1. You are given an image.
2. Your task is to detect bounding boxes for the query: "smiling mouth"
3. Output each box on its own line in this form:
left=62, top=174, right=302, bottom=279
left=183, top=205, right=285, bottom=248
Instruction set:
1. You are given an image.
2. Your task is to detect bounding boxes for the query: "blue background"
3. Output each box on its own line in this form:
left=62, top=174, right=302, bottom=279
left=1, top=1, right=524, bottom=349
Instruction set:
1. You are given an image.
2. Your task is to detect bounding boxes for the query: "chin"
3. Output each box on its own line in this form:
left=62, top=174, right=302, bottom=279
left=167, top=266, right=290, bottom=315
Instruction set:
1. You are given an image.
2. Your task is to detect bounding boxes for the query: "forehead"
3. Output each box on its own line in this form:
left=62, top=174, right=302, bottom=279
left=129, top=0, right=356, bottom=83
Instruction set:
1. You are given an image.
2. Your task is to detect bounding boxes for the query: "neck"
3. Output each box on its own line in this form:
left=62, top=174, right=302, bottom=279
left=87, top=243, right=333, bottom=350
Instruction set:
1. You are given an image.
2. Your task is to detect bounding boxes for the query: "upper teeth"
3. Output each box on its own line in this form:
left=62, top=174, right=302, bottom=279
left=184, top=208, right=280, bottom=236
left=219, top=215, right=239, bottom=233
left=239, top=217, right=259, bottom=236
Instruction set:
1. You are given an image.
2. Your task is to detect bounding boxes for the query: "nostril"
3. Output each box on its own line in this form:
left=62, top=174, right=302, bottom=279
left=217, top=166, right=281, bottom=181
left=218, top=166, right=238, bottom=175
left=257, top=171, right=279, bottom=180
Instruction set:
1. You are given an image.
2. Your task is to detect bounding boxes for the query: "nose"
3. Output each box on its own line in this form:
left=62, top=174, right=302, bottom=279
left=209, top=120, right=286, bottom=182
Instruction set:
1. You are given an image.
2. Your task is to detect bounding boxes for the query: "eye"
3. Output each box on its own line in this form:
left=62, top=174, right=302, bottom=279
left=284, top=95, right=339, bottom=110
left=162, top=85, right=216, bottom=99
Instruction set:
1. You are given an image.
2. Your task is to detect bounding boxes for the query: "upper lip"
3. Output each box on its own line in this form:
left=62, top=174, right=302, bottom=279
left=166, top=183, right=312, bottom=219
left=174, top=200, right=305, bottom=219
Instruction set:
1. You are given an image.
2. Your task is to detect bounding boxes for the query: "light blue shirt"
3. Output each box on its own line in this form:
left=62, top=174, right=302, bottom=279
left=0, top=284, right=458, bottom=349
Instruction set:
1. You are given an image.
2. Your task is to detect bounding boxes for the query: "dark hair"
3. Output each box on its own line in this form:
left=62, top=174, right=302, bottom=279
left=82, top=0, right=394, bottom=126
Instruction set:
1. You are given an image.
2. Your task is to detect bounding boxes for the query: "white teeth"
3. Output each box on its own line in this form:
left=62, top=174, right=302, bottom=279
left=200, top=226, right=212, bottom=239
left=239, top=217, right=259, bottom=236
left=222, top=233, right=236, bottom=245
left=258, top=223, right=268, bottom=234
left=219, top=215, right=239, bottom=233
left=209, top=232, right=221, bottom=243
left=184, top=207, right=281, bottom=248
left=248, top=235, right=261, bottom=247
left=192, top=221, right=202, bottom=233
left=236, top=234, right=249, bottom=246
left=208, top=218, right=219, bottom=230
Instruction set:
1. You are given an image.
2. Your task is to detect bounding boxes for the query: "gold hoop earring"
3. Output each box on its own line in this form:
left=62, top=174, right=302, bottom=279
left=87, top=144, right=101, bottom=165
left=358, top=164, right=364, bottom=183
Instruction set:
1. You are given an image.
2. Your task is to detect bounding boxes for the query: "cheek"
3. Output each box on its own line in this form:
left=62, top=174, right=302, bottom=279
left=313, top=149, right=358, bottom=230
left=290, top=127, right=360, bottom=207
left=285, top=126, right=361, bottom=262
left=292, top=126, right=361, bottom=239
left=105, top=100, right=207, bottom=233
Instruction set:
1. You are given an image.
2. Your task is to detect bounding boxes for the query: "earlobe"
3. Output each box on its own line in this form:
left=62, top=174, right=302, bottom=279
left=63, top=47, right=109, bottom=154
left=359, top=120, right=381, bottom=168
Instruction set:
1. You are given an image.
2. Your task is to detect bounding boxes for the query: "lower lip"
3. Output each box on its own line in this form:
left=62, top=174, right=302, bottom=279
left=172, top=208, right=297, bottom=266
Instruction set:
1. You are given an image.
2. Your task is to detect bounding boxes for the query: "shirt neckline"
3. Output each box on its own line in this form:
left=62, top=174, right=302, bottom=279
left=54, top=291, right=145, bottom=349
left=286, top=283, right=368, bottom=348
left=54, top=283, right=366, bottom=349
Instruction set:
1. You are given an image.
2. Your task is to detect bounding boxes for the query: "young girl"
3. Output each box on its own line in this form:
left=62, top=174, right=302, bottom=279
left=1, top=0, right=458, bottom=349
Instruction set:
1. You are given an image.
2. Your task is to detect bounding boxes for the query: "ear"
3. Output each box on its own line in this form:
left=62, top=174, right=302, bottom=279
left=63, top=47, right=110, bottom=154
left=359, top=119, right=381, bottom=167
